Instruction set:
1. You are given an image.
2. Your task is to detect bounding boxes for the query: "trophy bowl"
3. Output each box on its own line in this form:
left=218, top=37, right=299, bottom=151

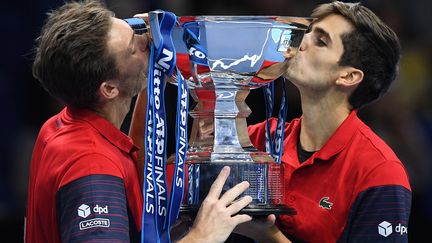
left=167, top=16, right=313, bottom=215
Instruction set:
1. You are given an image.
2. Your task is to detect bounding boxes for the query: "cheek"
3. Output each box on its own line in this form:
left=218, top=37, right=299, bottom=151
left=306, top=52, right=333, bottom=73
left=118, top=59, right=141, bottom=80
left=135, top=54, right=148, bottom=71
left=130, top=57, right=145, bottom=74
left=142, top=55, right=149, bottom=73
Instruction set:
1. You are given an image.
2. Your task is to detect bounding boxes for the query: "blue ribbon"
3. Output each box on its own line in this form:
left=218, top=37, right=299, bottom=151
left=165, top=69, right=189, bottom=241
left=143, top=43, right=157, bottom=242
left=183, top=22, right=208, bottom=66
left=138, top=10, right=197, bottom=243
left=263, top=82, right=275, bottom=156
left=142, top=11, right=177, bottom=243
left=263, top=78, right=288, bottom=163
left=181, top=22, right=208, bottom=205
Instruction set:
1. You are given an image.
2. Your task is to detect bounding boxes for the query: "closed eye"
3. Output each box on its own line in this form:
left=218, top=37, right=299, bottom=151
left=315, top=37, right=327, bottom=47
left=313, top=27, right=331, bottom=47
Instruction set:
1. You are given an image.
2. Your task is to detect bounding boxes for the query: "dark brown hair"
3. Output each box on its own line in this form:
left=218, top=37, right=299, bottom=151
left=32, top=0, right=118, bottom=109
left=312, top=1, right=401, bottom=109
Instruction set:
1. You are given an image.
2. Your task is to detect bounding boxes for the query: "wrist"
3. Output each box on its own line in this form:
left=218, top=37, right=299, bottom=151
left=253, top=226, right=291, bottom=243
left=177, top=227, right=209, bottom=243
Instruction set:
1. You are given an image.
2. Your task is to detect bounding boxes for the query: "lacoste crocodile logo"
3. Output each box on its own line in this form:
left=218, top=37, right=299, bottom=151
left=319, top=197, right=333, bottom=210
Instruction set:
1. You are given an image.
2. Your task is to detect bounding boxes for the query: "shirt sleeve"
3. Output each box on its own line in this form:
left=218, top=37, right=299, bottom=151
left=56, top=174, right=131, bottom=242
left=338, top=185, right=411, bottom=243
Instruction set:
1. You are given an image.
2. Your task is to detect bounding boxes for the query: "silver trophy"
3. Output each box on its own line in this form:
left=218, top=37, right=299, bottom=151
left=168, top=16, right=312, bottom=215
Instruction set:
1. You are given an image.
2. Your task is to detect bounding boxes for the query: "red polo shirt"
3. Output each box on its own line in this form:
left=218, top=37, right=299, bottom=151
left=248, top=111, right=411, bottom=242
left=26, top=107, right=143, bottom=242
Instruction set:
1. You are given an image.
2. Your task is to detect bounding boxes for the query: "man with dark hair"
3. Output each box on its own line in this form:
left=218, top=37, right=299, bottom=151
left=235, top=1, right=411, bottom=242
left=26, top=1, right=252, bottom=242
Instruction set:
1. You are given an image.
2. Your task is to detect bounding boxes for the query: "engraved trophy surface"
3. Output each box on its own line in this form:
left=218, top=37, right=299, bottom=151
left=169, top=16, right=312, bottom=215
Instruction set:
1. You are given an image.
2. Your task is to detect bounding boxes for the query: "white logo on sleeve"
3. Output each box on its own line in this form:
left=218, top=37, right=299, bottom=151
left=78, top=204, right=91, bottom=218
left=79, top=218, right=110, bottom=230
left=378, top=221, right=392, bottom=237
left=77, top=204, right=109, bottom=218
left=93, top=204, right=109, bottom=214
left=378, top=221, right=408, bottom=237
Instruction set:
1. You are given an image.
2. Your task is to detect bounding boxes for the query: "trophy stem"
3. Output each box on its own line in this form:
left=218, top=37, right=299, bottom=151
left=212, top=88, right=253, bottom=162
left=186, top=83, right=273, bottom=163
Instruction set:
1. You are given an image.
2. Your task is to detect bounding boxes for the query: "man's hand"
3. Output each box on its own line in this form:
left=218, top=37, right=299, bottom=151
left=133, top=13, right=149, bottom=23
left=178, top=166, right=253, bottom=243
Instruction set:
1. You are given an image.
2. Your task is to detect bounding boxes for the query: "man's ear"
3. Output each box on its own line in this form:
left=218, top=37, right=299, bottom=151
left=99, top=81, right=119, bottom=100
left=336, top=68, right=364, bottom=88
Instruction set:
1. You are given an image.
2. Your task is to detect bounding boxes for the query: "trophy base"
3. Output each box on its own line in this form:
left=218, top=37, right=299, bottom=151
left=180, top=204, right=296, bottom=216
left=171, top=161, right=292, bottom=218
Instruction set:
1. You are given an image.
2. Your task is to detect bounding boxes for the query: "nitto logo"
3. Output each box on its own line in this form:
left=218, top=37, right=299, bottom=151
left=93, top=204, right=109, bottom=214
left=378, top=221, right=408, bottom=237
left=78, top=204, right=91, bottom=218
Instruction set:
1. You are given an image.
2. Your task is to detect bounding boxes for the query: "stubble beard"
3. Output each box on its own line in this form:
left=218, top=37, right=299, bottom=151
left=119, top=66, right=148, bottom=98
left=132, top=61, right=149, bottom=94
left=131, top=68, right=147, bottom=96
left=283, top=58, right=297, bottom=81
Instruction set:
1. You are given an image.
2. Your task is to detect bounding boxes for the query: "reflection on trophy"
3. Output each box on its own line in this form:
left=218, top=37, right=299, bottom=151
left=168, top=16, right=313, bottom=215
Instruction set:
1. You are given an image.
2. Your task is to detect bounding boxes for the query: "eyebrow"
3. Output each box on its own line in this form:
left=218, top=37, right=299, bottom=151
left=314, top=26, right=332, bottom=44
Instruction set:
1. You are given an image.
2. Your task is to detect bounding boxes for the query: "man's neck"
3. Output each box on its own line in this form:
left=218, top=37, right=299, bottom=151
left=95, top=97, right=132, bottom=129
left=299, top=92, right=351, bottom=151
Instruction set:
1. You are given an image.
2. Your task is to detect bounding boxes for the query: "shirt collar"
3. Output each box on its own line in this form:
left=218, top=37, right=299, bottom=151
left=313, top=110, right=360, bottom=161
left=281, top=110, right=361, bottom=166
left=63, top=106, right=138, bottom=154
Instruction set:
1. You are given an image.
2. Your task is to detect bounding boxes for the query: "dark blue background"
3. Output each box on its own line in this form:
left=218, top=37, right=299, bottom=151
left=1, top=0, right=430, bottom=242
